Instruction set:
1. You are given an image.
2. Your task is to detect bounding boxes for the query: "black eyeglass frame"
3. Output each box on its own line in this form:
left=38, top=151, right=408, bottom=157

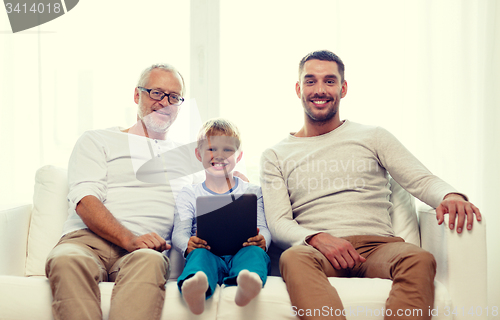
left=137, top=86, right=185, bottom=106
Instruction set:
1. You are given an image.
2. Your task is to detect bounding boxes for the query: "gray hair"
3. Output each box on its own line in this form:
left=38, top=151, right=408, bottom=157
left=137, top=63, right=186, bottom=95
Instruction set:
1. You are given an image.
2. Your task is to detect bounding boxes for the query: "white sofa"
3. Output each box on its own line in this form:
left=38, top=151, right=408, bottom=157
left=0, top=165, right=488, bottom=320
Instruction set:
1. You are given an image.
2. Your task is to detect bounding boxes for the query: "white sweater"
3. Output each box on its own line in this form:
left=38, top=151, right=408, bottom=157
left=64, top=127, right=203, bottom=242
left=260, top=120, right=459, bottom=249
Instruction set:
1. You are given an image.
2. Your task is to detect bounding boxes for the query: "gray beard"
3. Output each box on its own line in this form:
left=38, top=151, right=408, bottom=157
left=141, top=113, right=172, bottom=134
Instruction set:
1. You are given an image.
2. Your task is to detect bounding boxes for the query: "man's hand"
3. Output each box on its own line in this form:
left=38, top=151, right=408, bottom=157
left=307, top=233, right=366, bottom=270
left=243, top=228, right=266, bottom=250
left=436, top=193, right=482, bottom=233
left=124, top=232, right=170, bottom=253
left=186, top=236, right=210, bottom=255
left=76, top=196, right=170, bottom=252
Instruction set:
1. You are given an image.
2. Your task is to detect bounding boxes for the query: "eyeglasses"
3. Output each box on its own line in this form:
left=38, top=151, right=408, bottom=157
left=137, top=87, right=185, bottom=106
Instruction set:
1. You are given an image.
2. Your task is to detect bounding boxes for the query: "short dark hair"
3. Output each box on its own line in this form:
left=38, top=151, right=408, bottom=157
left=298, top=50, right=345, bottom=83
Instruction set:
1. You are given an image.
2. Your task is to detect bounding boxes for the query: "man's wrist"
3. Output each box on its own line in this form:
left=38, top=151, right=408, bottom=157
left=306, top=232, right=324, bottom=247
left=119, top=230, right=139, bottom=252
left=444, top=193, right=467, bottom=201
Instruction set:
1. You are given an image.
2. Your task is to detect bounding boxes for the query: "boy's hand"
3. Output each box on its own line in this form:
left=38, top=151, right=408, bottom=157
left=243, top=228, right=266, bottom=251
left=186, top=236, right=210, bottom=255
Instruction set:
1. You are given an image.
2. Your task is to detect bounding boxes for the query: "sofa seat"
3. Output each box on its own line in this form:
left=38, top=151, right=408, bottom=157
left=0, top=276, right=220, bottom=320
left=0, top=274, right=453, bottom=320
left=218, top=277, right=453, bottom=320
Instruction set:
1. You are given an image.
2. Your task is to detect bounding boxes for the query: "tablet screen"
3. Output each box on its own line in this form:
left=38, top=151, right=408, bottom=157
left=196, top=194, right=257, bottom=256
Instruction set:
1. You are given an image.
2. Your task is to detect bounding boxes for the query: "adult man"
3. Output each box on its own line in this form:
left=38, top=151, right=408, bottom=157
left=45, top=64, right=203, bottom=320
left=260, top=50, right=481, bottom=320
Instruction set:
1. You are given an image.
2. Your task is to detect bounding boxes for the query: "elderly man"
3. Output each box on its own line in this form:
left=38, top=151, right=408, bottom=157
left=45, top=64, right=202, bottom=320
left=260, top=50, right=481, bottom=320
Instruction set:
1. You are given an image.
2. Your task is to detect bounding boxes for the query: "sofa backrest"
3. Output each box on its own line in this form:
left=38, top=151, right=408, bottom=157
left=26, top=166, right=68, bottom=277
left=25, top=165, right=420, bottom=277
left=387, top=178, right=420, bottom=246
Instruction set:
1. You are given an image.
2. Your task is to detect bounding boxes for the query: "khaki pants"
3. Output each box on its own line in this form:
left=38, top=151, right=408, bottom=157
left=45, top=229, right=170, bottom=320
left=280, top=235, right=436, bottom=320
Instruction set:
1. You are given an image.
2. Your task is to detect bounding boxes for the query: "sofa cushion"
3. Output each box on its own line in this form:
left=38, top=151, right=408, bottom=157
left=0, top=276, right=219, bottom=320
left=0, top=204, right=32, bottom=276
left=217, top=277, right=451, bottom=320
left=168, top=246, right=185, bottom=280
left=26, top=165, right=69, bottom=276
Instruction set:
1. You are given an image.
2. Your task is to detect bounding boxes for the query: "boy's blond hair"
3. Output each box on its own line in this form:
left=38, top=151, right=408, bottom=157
left=197, top=118, right=242, bottom=151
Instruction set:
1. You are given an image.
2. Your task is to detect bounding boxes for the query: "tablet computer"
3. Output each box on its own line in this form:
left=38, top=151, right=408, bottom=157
left=196, top=194, right=257, bottom=257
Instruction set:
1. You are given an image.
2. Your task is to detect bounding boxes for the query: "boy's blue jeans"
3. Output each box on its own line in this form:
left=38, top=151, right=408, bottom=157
left=177, top=246, right=271, bottom=298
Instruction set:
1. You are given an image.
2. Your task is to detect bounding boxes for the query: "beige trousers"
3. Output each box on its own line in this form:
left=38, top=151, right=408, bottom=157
left=45, top=229, right=170, bottom=320
left=280, top=235, right=436, bottom=320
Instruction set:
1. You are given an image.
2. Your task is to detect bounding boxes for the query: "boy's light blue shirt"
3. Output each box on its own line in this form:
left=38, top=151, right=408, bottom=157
left=172, top=177, right=271, bottom=257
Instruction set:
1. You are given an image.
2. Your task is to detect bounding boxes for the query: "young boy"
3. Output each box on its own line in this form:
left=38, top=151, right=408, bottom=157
left=172, top=118, right=271, bottom=315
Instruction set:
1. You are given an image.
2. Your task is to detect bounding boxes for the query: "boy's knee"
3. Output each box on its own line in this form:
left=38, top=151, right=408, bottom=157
left=187, top=248, right=212, bottom=260
left=241, top=245, right=266, bottom=256
left=240, top=245, right=271, bottom=266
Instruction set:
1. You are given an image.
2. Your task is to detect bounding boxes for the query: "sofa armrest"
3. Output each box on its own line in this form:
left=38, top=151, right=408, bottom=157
left=0, top=204, right=32, bottom=276
left=418, top=205, right=487, bottom=319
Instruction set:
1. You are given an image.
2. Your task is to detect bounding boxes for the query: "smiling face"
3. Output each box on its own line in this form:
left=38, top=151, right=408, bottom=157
left=134, top=68, right=183, bottom=134
left=195, top=135, right=243, bottom=179
left=296, top=59, right=347, bottom=125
